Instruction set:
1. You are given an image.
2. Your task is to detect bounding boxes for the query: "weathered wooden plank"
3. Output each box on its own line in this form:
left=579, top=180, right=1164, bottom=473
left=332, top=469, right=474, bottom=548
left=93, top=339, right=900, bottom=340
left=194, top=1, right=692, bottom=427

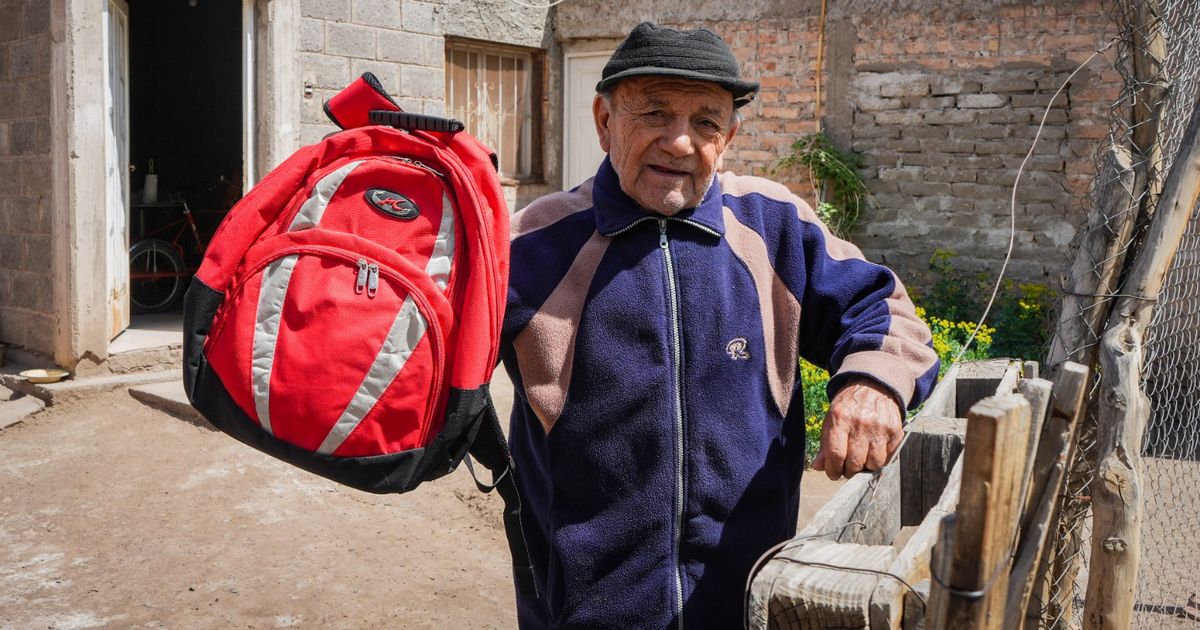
left=1014, top=378, right=1054, bottom=532
left=1128, top=0, right=1168, bottom=204
left=916, top=362, right=960, bottom=419
left=954, top=359, right=1016, bottom=417
left=1021, top=361, right=1039, bottom=380
left=1006, top=363, right=1089, bottom=628
left=796, top=471, right=874, bottom=541
left=899, top=415, right=965, bottom=526
left=939, top=394, right=1032, bottom=628
left=996, top=361, right=1021, bottom=397
left=760, top=541, right=897, bottom=629
left=843, top=456, right=902, bottom=547
left=903, top=580, right=930, bottom=630
left=1046, top=144, right=1143, bottom=377
left=748, top=551, right=786, bottom=629
left=752, top=466, right=901, bottom=626
left=870, top=457, right=963, bottom=629
left=926, top=514, right=958, bottom=629
left=749, top=467, right=883, bottom=628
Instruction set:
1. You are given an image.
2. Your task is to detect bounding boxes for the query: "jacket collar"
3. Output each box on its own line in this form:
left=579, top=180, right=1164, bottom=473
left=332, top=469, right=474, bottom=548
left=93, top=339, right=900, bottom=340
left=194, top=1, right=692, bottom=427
left=591, top=156, right=726, bottom=238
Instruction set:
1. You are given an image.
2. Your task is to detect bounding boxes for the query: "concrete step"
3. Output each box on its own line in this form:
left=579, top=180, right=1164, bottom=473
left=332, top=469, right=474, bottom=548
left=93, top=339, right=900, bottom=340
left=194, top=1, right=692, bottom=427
left=0, top=384, right=45, bottom=430
left=72, top=345, right=183, bottom=379
left=127, top=380, right=211, bottom=429
left=0, top=367, right=180, bottom=406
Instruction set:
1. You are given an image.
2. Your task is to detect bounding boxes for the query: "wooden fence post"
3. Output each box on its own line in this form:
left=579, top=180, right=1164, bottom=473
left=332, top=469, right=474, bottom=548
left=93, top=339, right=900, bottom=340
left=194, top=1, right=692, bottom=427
left=1083, top=95, right=1200, bottom=629
left=1046, top=0, right=1167, bottom=375
left=932, top=394, right=1032, bottom=628
left=1005, top=363, right=1090, bottom=627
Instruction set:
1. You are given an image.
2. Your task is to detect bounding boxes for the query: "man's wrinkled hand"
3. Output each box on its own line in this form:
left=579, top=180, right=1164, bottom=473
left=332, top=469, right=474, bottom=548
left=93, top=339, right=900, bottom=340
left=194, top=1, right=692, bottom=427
left=811, top=378, right=903, bottom=481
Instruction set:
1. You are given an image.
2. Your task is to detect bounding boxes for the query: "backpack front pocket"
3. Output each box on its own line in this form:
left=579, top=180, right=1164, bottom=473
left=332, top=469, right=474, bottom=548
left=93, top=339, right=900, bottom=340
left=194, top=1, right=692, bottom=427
left=205, top=233, right=450, bottom=457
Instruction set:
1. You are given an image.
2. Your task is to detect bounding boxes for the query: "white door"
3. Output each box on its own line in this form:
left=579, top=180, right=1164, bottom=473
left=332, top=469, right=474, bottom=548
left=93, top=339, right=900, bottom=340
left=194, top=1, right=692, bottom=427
left=563, top=52, right=611, bottom=190
left=103, top=0, right=131, bottom=340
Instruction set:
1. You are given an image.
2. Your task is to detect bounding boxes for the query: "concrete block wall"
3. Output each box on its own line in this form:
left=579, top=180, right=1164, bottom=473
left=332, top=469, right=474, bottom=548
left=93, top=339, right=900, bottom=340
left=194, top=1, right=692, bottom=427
left=295, top=0, right=553, bottom=208
left=0, top=0, right=54, bottom=353
left=553, top=0, right=1118, bottom=290
left=297, top=0, right=448, bottom=146
left=845, top=3, right=1117, bottom=287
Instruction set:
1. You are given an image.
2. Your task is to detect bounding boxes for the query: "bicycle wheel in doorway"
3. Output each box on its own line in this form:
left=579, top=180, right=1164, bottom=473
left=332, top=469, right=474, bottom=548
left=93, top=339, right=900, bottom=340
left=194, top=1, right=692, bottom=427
left=129, top=238, right=187, bottom=314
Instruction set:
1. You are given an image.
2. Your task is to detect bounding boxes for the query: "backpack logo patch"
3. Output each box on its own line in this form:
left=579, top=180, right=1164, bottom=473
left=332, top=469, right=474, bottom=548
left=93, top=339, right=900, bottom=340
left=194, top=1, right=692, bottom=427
left=365, top=188, right=419, bottom=220
left=726, top=337, right=750, bottom=360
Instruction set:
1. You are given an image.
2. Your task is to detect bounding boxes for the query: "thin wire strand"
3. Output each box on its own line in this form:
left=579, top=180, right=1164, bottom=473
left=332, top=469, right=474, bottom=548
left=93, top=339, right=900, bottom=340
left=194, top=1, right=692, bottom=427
left=769, top=558, right=929, bottom=609
left=743, top=521, right=868, bottom=629
left=951, top=38, right=1120, bottom=367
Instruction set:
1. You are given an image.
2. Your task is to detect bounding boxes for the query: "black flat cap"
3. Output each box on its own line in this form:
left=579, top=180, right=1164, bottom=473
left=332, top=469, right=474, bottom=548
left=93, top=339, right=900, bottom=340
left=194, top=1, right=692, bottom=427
left=596, top=22, right=759, bottom=107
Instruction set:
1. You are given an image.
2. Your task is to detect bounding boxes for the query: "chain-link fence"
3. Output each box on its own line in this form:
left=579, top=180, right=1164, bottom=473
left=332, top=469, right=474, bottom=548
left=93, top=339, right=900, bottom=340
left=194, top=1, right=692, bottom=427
left=1135, top=1, right=1200, bottom=622
left=1041, top=0, right=1200, bottom=628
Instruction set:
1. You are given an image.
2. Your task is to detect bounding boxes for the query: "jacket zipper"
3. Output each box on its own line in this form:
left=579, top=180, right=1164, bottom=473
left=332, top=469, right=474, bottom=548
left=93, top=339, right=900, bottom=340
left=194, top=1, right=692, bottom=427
left=658, top=218, right=686, bottom=628
left=607, top=216, right=656, bottom=238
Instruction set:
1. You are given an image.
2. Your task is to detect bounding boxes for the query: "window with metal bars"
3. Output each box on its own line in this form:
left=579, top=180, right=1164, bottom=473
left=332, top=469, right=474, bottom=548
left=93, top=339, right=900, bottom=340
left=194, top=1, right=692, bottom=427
left=445, top=38, right=544, bottom=181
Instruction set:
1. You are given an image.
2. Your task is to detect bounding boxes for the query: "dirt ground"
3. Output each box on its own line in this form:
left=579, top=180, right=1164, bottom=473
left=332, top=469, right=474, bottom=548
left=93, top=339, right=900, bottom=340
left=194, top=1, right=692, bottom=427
left=0, top=390, right=516, bottom=629
left=0, top=375, right=844, bottom=629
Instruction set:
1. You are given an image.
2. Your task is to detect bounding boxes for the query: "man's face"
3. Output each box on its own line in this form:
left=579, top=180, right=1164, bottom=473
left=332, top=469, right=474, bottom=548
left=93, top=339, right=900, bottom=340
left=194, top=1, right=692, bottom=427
left=593, top=76, right=739, bottom=215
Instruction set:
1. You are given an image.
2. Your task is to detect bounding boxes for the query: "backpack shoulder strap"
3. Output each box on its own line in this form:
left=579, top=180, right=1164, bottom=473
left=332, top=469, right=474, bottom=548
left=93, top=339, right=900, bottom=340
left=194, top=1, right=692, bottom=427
left=466, top=388, right=539, bottom=598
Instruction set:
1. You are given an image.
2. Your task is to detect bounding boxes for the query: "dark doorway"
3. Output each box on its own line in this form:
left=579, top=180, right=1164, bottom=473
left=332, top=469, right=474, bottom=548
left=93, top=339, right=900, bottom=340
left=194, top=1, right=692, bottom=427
left=127, top=0, right=243, bottom=313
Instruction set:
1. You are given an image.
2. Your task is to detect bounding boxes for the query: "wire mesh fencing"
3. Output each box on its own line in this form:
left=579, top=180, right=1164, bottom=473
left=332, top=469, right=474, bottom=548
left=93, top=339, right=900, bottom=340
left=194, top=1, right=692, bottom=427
left=1041, top=0, right=1200, bottom=628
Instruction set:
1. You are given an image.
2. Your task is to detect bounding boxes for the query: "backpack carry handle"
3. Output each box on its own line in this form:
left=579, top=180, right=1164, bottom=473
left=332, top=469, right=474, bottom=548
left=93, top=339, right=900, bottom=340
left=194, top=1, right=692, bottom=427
left=324, top=72, right=401, bottom=130
left=369, top=110, right=465, bottom=134
left=324, top=72, right=465, bottom=134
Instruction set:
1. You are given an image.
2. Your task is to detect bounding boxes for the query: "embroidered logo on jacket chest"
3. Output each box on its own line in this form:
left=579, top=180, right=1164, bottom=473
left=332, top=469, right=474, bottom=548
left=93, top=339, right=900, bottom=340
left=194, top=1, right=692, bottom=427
left=726, top=337, right=750, bottom=360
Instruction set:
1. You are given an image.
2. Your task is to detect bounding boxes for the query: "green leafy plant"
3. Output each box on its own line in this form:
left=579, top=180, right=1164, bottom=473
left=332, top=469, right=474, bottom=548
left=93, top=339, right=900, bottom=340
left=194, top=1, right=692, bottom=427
left=925, top=248, right=978, bottom=322
left=989, top=281, right=1054, bottom=361
left=774, top=131, right=867, bottom=238
left=917, top=305, right=995, bottom=374
left=801, top=359, right=832, bottom=464
left=920, top=249, right=1053, bottom=363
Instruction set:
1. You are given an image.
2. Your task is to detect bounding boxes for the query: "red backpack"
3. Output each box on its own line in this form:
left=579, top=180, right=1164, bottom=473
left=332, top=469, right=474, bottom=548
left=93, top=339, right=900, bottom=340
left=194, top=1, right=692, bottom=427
left=182, top=73, right=535, bottom=597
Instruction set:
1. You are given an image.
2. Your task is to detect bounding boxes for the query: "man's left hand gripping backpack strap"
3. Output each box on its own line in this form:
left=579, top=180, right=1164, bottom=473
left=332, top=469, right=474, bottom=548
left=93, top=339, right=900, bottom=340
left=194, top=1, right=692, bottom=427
left=466, top=388, right=539, bottom=598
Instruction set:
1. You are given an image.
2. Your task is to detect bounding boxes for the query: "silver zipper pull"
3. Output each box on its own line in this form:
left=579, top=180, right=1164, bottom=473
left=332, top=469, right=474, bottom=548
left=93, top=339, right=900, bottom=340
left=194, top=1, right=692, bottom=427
left=367, top=264, right=379, bottom=298
left=394, top=156, right=445, bottom=178
left=355, top=259, right=368, bottom=294
left=659, top=219, right=668, bottom=249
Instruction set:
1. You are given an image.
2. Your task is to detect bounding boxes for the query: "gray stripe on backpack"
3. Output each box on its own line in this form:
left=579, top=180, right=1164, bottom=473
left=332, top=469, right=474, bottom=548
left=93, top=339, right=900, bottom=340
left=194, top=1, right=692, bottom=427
left=317, top=296, right=428, bottom=455
left=288, top=161, right=365, bottom=231
left=426, top=192, right=455, bottom=290
left=251, top=254, right=300, bottom=434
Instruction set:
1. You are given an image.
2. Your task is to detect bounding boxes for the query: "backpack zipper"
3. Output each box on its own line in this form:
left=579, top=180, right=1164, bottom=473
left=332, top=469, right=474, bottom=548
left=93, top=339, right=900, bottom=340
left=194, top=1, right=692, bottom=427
left=391, top=156, right=446, bottom=178
left=353, top=259, right=382, bottom=298
left=658, top=218, right=686, bottom=628
left=367, top=263, right=380, bottom=298
left=355, top=259, right=369, bottom=294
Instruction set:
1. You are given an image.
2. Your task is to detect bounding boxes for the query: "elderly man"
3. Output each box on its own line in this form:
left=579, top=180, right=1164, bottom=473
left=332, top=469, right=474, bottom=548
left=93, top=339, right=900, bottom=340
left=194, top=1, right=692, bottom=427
left=499, top=22, right=939, bottom=628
